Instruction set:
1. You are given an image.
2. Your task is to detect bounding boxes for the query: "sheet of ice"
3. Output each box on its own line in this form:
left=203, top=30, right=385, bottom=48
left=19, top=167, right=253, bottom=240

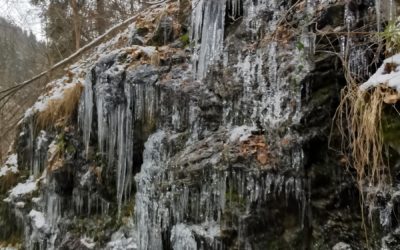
left=9, top=176, right=37, bottom=199
left=29, top=209, right=46, bottom=229
left=360, top=54, right=400, bottom=91
left=0, top=154, right=18, bottom=177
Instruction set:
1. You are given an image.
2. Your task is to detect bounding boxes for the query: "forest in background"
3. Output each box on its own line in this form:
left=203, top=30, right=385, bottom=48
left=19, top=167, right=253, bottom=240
left=0, top=0, right=149, bottom=161
left=0, top=16, right=46, bottom=162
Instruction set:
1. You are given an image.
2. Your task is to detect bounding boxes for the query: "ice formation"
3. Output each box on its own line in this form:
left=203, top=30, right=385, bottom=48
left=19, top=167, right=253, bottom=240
left=0, top=154, right=18, bottom=177
left=191, top=0, right=226, bottom=79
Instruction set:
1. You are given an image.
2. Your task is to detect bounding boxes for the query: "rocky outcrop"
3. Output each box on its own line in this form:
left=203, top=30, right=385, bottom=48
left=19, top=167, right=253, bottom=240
left=0, top=0, right=398, bottom=249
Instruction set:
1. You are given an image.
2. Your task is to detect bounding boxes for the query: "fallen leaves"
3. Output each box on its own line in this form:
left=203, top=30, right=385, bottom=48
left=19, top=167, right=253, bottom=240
left=239, top=135, right=270, bottom=167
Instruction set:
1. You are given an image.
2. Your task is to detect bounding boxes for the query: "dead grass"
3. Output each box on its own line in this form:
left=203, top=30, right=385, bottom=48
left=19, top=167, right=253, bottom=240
left=333, top=69, right=395, bottom=245
left=0, top=171, right=19, bottom=194
left=335, top=81, right=393, bottom=190
left=35, top=82, right=83, bottom=130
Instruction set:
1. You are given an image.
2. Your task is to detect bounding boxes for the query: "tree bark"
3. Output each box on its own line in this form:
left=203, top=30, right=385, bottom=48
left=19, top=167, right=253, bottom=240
left=70, top=0, right=81, bottom=50
left=96, top=0, right=106, bottom=35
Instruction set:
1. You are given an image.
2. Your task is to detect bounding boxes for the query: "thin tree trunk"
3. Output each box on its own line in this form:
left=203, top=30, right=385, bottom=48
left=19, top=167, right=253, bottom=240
left=130, top=0, right=135, bottom=13
left=96, top=0, right=106, bottom=35
left=70, top=0, right=81, bottom=50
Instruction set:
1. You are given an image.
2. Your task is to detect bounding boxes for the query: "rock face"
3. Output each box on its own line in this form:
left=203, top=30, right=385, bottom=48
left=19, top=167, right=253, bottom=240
left=0, top=0, right=397, bottom=249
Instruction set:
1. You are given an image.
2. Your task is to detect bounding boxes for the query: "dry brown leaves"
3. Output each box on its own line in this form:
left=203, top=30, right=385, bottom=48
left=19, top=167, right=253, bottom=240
left=239, top=135, right=270, bottom=167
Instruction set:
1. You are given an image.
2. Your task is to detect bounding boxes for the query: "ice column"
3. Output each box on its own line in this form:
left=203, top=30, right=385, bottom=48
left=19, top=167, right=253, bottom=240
left=191, top=0, right=226, bottom=79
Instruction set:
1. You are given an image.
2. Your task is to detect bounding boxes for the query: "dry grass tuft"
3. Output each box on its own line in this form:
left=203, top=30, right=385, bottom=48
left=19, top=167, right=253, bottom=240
left=36, top=83, right=83, bottom=130
left=335, top=82, right=389, bottom=190
left=333, top=77, right=392, bottom=244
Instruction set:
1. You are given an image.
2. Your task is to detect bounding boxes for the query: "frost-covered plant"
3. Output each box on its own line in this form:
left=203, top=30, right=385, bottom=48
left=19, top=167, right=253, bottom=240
left=36, top=82, right=83, bottom=130
left=381, top=17, right=400, bottom=55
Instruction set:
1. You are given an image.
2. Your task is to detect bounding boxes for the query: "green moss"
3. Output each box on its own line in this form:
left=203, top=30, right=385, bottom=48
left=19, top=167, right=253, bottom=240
left=180, top=33, right=190, bottom=47
left=121, top=199, right=135, bottom=218
left=296, top=41, right=304, bottom=51
left=382, top=110, right=400, bottom=151
left=381, top=20, right=400, bottom=55
left=69, top=215, right=119, bottom=246
left=56, top=132, right=66, bottom=152
left=66, top=144, right=76, bottom=154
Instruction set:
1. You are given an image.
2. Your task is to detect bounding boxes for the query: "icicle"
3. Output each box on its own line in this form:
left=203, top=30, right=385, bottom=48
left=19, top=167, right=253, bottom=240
left=191, top=0, right=226, bottom=79
left=78, top=75, right=93, bottom=158
left=116, top=83, right=135, bottom=216
left=33, top=131, right=49, bottom=177
left=376, top=0, right=381, bottom=32
left=227, top=0, right=242, bottom=19
left=135, top=131, right=166, bottom=250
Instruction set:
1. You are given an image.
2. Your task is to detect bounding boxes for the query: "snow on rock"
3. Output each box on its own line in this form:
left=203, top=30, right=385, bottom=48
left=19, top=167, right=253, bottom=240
left=24, top=80, right=83, bottom=119
left=8, top=176, right=37, bottom=199
left=15, top=202, right=25, bottom=208
left=228, top=125, right=256, bottom=143
left=170, top=224, right=197, bottom=250
left=0, top=246, right=20, bottom=250
left=360, top=53, right=400, bottom=91
left=0, top=154, right=18, bottom=177
left=106, top=217, right=137, bottom=250
left=170, top=222, right=221, bottom=249
left=29, top=209, right=46, bottom=229
left=80, top=237, right=96, bottom=249
left=106, top=231, right=137, bottom=250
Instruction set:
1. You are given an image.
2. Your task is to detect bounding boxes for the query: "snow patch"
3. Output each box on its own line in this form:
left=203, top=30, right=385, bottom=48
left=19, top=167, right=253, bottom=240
left=15, top=202, right=25, bottom=208
left=9, top=176, right=37, bottom=199
left=170, top=222, right=221, bottom=250
left=29, top=209, right=46, bottom=229
left=0, top=154, right=18, bottom=177
left=80, top=237, right=96, bottom=249
left=360, top=54, right=400, bottom=91
left=228, top=126, right=255, bottom=142
left=107, top=231, right=137, bottom=250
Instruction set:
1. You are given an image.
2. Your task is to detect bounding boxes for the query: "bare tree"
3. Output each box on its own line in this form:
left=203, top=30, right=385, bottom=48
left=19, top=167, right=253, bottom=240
left=70, top=0, right=81, bottom=50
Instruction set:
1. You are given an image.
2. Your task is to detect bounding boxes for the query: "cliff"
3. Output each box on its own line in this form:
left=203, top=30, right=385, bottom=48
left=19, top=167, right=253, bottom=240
left=0, top=0, right=398, bottom=249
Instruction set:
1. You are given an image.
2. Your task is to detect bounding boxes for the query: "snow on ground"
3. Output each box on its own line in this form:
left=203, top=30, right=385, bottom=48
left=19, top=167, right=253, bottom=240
left=0, top=154, right=18, bottom=177
left=360, top=53, right=400, bottom=91
left=8, top=176, right=37, bottom=199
